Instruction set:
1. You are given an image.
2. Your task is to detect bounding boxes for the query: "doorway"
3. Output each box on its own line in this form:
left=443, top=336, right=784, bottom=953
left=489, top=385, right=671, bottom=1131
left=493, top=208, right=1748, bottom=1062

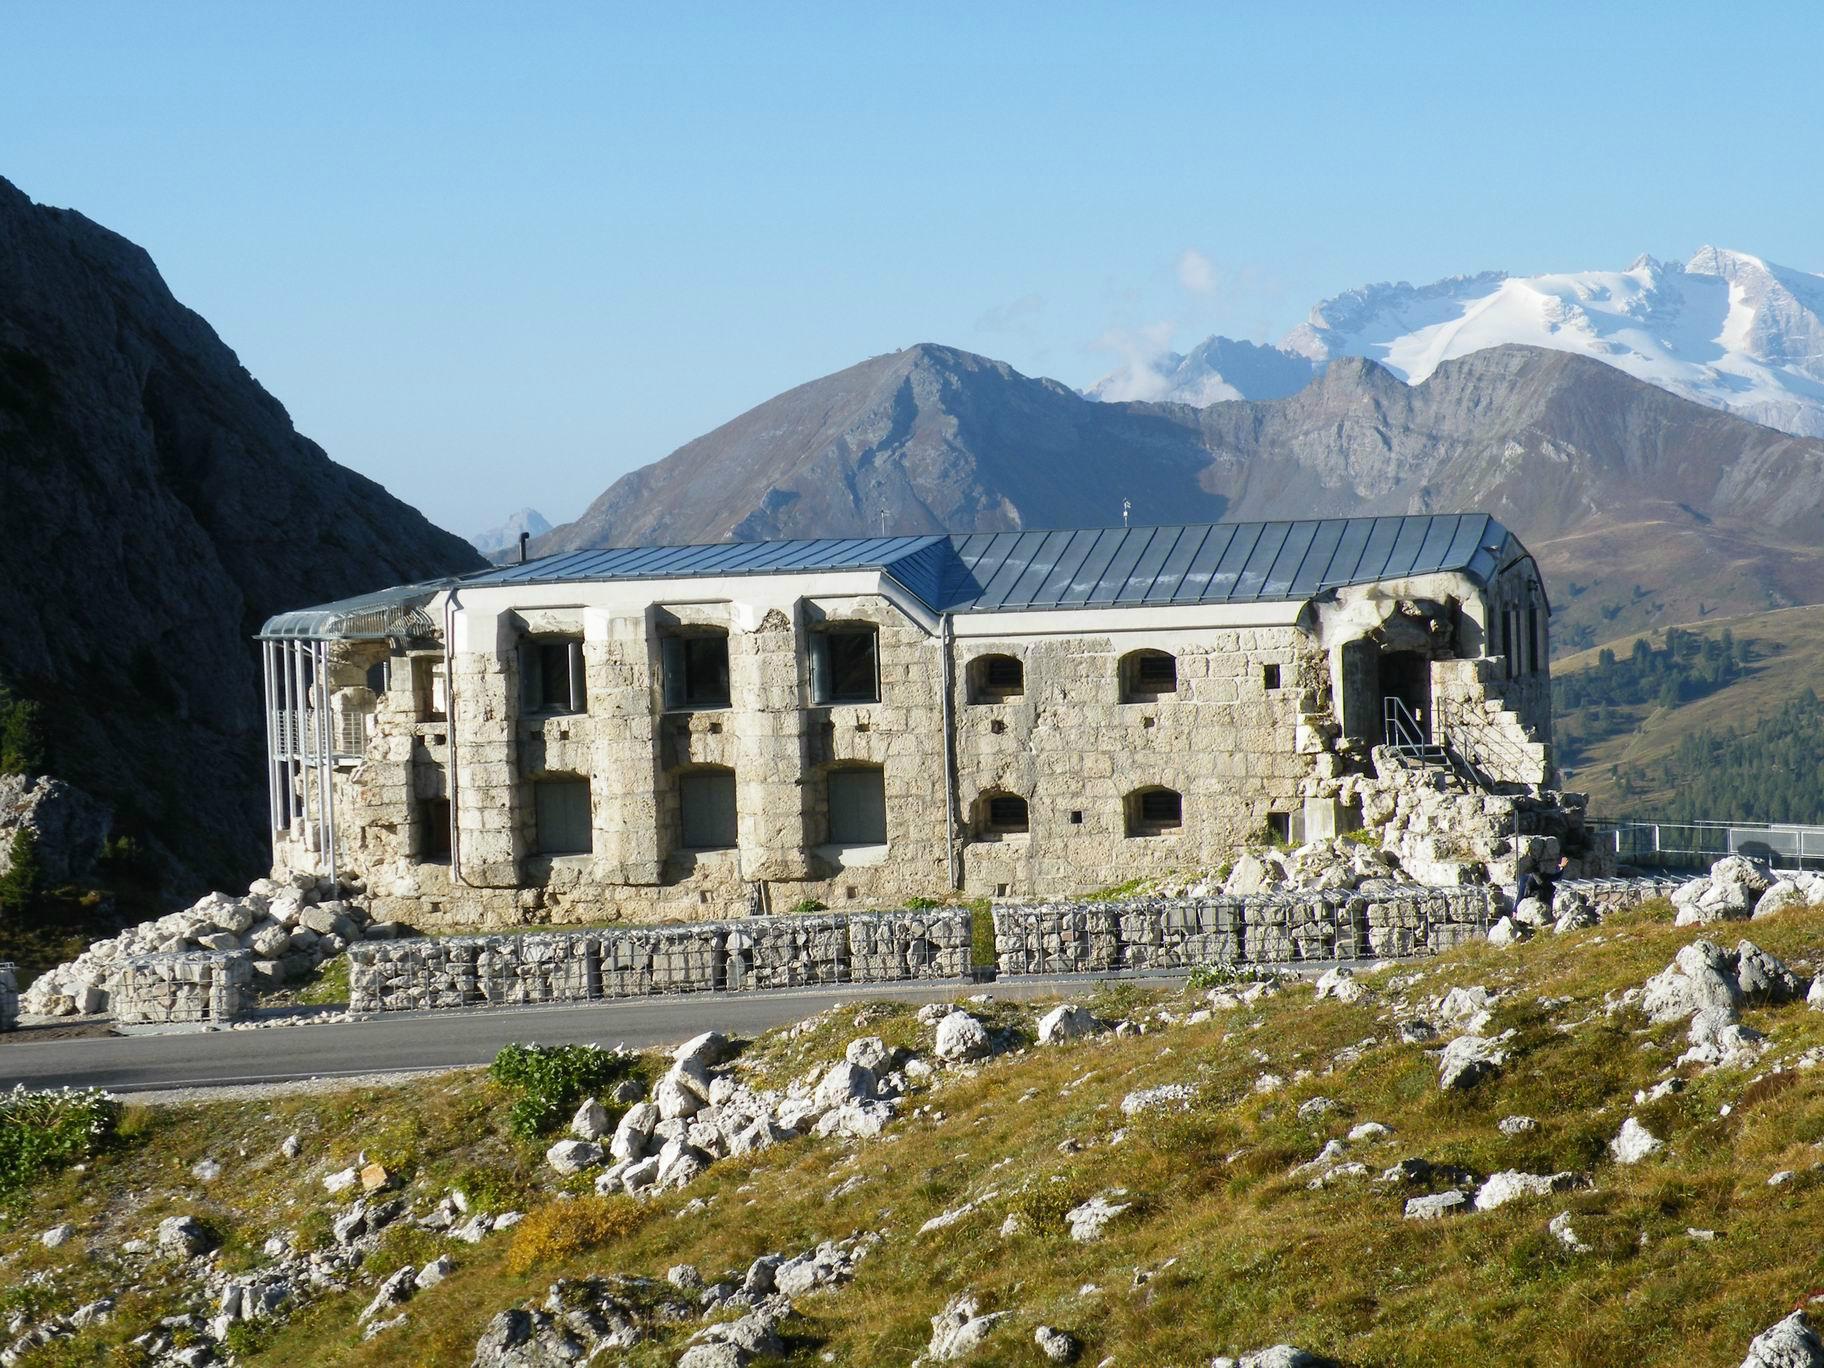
left=1379, top=651, right=1431, bottom=747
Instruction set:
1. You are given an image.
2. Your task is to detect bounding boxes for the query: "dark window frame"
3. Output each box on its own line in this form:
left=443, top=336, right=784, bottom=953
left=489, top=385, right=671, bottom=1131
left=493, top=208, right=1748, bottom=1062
left=532, top=776, right=593, bottom=856
left=677, top=767, right=739, bottom=851
left=812, top=626, right=880, bottom=705
left=1120, top=649, right=1178, bottom=702
left=825, top=763, right=888, bottom=845
left=978, top=791, right=1030, bottom=836
left=522, top=635, right=587, bottom=715
left=661, top=630, right=732, bottom=711
left=1125, top=786, right=1183, bottom=836
left=969, top=653, right=1025, bottom=703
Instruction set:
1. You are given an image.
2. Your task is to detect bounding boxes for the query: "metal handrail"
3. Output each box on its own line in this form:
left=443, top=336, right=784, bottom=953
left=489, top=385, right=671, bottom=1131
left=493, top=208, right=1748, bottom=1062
left=1382, top=696, right=1431, bottom=753
left=1590, top=818, right=1824, bottom=871
left=1436, top=695, right=1536, bottom=788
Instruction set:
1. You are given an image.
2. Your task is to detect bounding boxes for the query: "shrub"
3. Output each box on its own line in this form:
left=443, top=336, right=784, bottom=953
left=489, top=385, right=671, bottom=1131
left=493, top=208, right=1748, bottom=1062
left=788, top=898, right=828, bottom=914
left=0, top=685, right=45, bottom=777
left=488, top=1043, right=637, bottom=1141
left=0, top=1086, right=120, bottom=1196
left=903, top=895, right=943, bottom=910
left=0, top=828, right=42, bottom=919
left=1186, top=962, right=1277, bottom=991
left=504, top=1194, right=647, bottom=1274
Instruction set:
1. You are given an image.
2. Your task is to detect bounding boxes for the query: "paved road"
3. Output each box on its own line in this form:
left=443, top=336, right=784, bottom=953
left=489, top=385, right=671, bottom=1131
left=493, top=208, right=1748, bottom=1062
left=0, top=973, right=1189, bottom=1094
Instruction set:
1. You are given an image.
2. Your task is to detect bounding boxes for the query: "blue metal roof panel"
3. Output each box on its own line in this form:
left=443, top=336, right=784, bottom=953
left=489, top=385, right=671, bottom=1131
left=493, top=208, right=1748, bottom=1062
left=1118, top=526, right=1184, bottom=602
left=1287, top=519, right=1347, bottom=598
left=1261, top=521, right=1320, bottom=600
left=1144, top=524, right=1213, bottom=602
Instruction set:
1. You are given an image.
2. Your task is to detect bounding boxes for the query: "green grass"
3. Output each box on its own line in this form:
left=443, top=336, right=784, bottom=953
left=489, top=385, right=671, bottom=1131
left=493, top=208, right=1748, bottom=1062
left=291, top=954, right=351, bottom=1006
left=10, top=900, right=1824, bottom=1365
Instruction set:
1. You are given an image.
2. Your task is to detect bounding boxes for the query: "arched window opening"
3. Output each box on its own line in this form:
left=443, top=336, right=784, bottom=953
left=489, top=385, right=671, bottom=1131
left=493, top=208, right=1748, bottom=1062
left=1120, top=649, right=1177, bottom=702
left=969, top=654, right=1025, bottom=703
left=1124, top=786, right=1182, bottom=837
left=973, top=791, right=1029, bottom=837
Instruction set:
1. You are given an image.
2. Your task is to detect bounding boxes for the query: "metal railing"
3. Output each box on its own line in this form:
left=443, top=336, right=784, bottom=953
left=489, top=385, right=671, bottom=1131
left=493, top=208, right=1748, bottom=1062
left=1589, top=819, right=1824, bottom=871
left=1382, top=696, right=1432, bottom=754
left=1436, top=695, right=1539, bottom=789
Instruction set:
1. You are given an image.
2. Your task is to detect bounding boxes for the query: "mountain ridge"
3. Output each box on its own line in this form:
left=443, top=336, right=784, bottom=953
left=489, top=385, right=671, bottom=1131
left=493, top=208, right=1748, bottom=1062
left=1091, top=247, right=1824, bottom=441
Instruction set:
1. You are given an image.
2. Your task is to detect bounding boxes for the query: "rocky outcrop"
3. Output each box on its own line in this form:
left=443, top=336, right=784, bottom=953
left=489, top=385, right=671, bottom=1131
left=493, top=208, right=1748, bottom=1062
left=0, top=774, right=110, bottom=884
left=0, top=175, right=484, bottom=891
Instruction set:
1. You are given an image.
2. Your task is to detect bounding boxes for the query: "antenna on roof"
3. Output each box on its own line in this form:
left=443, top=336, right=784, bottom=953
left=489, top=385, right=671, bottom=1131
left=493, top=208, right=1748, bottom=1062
left=1122, top=499, right=1131, bottom=529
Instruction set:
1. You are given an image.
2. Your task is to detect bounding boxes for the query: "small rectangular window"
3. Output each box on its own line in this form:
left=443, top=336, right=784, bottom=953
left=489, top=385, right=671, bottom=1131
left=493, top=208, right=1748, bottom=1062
left=413, top=657, right=447, bottom=722
left=813, top=629, right=879, bottom=704
left=523, top=637, right=586, bottom=714
left=1070, top=810, right=1083, bottom=825
left=679, top=770, right=738, bottom=849
left=662, top=633, right=731, bottom=710
left=1140, top=790, right=1181, bottom=825
left=1266, top=811, right=1291, bottom=844
left=1526, top=606, right=1541, bottom=674
left=419, top=798, right=451, bottom=862
left=1262, top=663, right=1282, bottom=690
left=827, top=766, right=887, bottom=844
left=533, top=778, right=592, bottom=855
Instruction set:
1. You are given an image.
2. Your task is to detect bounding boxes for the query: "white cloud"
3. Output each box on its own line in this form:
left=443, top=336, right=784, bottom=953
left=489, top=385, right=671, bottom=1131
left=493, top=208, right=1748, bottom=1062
left=1177, top=248, right=1216, bottom=295
left=1088, top=320, right=1178, bottom=402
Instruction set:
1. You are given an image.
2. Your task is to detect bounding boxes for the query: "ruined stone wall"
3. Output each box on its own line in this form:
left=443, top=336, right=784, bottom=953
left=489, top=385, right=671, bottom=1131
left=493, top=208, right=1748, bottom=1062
left=346, top=907, right=973, bottom=1012
left=112, top=951, right=252, bottom=1025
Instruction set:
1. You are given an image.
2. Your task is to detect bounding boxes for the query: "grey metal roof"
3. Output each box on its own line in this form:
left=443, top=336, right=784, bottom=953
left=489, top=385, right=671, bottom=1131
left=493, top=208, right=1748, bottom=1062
left=257, top=579, right=459, bottom=641
left=258, top=515, right=1520, bottom=638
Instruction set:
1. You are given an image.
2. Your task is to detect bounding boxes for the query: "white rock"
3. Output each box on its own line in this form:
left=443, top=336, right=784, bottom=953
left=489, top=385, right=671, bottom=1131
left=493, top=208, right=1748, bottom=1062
left=655, top=1070, right=706, bottom=1121
left=570, top=1097, right=609, bottom=1141
left=1065, top=1191, right=1132, bottom=1242
left=934, top=1011, right=990, bottom=1061
left=414, top=1255, right=453, bottom=1289
left=1239, top=1350, right=1321, bottom=1368
left=40, top=1223, right=76, bottom=1249
left=1549, top=1211, right=1591, bottom=1253
left=1403, top=1191, right=1469, bottom=1220
left=1035, top=1325, right=1080, bottom=1363
left=1740, top=1311, right=1824, bottom=1368
left=1473, top=1170, right=1583, bottom=1211
left=1348, top=1122, right=1391, bottom=1143
left=674, top=1031, right=732, bottom=1070
left=1037, top=1004, right=1100, bottom=1045
left=1120, top=1083, right=1195, bottom=1116
left=1314, top=967, right=1368, bottom=1003
left=544, top=1139, right=603, bottom=1175
left=1486, top=917, right=1524, bottom=947
left=323, top=1166, right=359, bottom=1195
left=1610, top=1117, right=1663, bottom=1165
left=845, top=1035, right=894, bottom=1072
left=926, top=1294, right=1011, bottom=1361
left=815, top=1061, right=877, bottom=1110
left=1437, top=1034, right=1508, bottom=1090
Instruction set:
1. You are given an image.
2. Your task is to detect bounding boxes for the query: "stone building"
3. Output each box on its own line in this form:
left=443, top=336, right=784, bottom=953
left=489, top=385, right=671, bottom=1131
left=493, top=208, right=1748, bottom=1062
left=257, top=514, right=1552, bottom=928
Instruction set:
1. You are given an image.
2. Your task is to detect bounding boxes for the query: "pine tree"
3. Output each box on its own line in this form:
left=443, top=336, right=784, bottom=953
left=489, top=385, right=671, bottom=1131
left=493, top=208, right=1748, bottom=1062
left=0, top=828, right=42, bottom=921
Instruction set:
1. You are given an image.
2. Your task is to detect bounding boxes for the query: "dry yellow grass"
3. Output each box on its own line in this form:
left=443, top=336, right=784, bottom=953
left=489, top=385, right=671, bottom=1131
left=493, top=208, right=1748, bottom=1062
left=9, top=902, right=1824, bottom=1365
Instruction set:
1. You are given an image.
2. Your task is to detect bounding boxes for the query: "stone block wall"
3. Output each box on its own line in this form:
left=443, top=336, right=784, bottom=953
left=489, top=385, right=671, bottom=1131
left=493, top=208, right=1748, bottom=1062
left=994, top=884, right=1492, bottom=976
left=0, top=963, right=16, bottom=1032
left=347, top=907, right=973, bottom=1013
left=113, top=951, right=253, bottom=1025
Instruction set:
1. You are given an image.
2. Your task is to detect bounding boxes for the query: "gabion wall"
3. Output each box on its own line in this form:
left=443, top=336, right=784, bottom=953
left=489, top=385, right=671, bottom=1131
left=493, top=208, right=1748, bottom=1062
left=347, top=908, right=973, bottom=1014
left=113, top=951, right=254, bottom=1025
left=993, top=884, right=1497, bottom=976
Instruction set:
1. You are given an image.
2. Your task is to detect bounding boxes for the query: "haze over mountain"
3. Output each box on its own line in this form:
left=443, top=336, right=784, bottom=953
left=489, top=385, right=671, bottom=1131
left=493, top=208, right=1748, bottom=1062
left=0, top=175, right=485, bottom=889
left=1089, top=248, right=1824, bottom=441
left=534, top=340, right=1824, bottom=654
left=468, top=507, right=551, bottom=561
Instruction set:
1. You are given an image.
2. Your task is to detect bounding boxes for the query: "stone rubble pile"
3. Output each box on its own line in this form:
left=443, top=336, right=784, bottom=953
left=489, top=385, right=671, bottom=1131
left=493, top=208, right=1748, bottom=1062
left=21, top=870, right=402, bottom=1017
left=1671, top=855, right=1824, bottom=926
left=1488, top=874, right=1694, bottom=945
left=993, top=884, right=1492, bottom=976
left=1338, top=750, right=1603, bottom=888
left=1621, top=936, right=1809, bottom=1071
left=349, top=908, right=972, bottom=1013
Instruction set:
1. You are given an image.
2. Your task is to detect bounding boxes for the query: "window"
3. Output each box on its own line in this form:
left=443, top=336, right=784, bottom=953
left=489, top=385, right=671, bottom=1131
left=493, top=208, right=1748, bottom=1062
left=969, top=654, right=1024, bottom=703
left=976, top=792, right=1029, bottom=836
left=419, top=798, right=451, bottom=862
left=1120, top=650, right=1177, bottom=702
left=1526, top=606, right=1541, bottom=675
left=826, top=765, right=887, bottom=845
left=1266, top=811, right=1291, bottom=844
left=365, top=660, right=390, bottom=696
left=1125, top=786, right=1182, bottom=836
left=1262, top=663, right=1282, bottom=690
left=662, top=632, right=731, bottom=710
left=412, top=657, right=447, bottom=722
left=811, top=627, right=879, bottom=704
left=522, top=637, right=586, bottom=714
left=533, top=777, right=593, bottom=855
left=678, top=768, right=738, bottom=850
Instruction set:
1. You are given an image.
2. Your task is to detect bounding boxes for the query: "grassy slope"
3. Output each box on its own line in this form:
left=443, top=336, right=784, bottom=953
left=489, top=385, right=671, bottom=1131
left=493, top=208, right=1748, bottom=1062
left=11, top=907, right=1824, bottom=1366
left=1553, top=602, right=1824, bottom=814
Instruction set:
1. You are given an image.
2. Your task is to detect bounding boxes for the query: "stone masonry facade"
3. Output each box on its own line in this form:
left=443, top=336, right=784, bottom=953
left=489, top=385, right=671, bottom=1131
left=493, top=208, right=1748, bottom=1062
left=263, top=518, right=1555, bottom=930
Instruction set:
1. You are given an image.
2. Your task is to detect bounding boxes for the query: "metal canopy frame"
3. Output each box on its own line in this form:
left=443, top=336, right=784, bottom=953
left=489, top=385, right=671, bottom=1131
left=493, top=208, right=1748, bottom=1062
left=261, top=637, right=345, bottom=877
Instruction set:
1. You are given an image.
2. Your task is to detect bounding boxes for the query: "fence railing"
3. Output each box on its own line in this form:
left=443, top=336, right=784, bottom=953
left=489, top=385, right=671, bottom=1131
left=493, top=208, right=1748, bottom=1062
left=1589, top=819, right=1824, bottom=870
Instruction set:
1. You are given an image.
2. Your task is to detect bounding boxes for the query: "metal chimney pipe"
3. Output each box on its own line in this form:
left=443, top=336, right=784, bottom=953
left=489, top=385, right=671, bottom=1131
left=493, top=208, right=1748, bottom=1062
left=518, top=531, right=530, bottom=563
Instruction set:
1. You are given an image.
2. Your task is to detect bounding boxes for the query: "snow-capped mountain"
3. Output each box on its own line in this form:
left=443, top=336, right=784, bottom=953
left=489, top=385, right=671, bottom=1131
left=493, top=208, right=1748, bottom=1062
left=1094, top=248, right=1824, bottom=438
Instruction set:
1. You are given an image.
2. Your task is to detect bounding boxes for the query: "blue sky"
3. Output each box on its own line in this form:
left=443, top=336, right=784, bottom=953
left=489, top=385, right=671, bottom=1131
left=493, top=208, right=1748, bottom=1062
left=5, top=3, right=1821, bottom=536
